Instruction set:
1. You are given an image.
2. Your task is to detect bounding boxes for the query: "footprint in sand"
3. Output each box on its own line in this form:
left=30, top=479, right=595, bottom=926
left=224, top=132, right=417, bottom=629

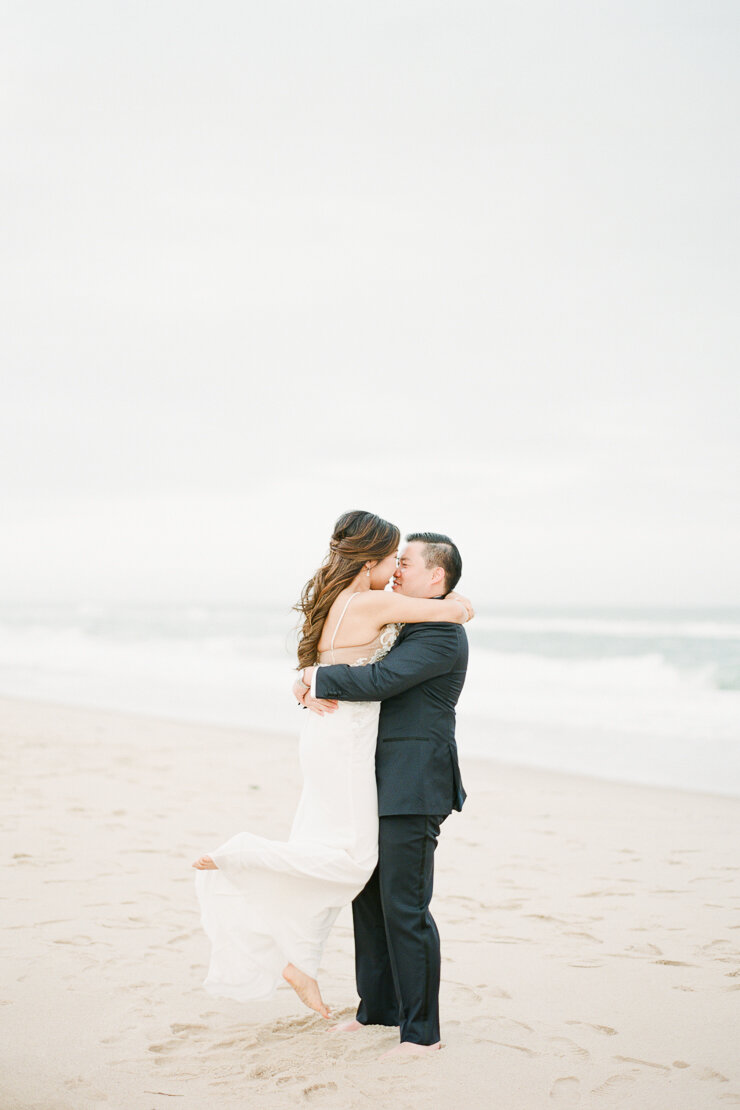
left=256, top=1014, right=325, bottom=1042
left=147, top=1041, right=188, bottom=1062
left=613, top=1055, right=671, bottom=1072
left=578, top=890, right=636, bottom=899
left=490, top=1017, right=534, bottom=1035
left=211, top=1034, right=259, bottom=1051
left=699, top=1067, right=729, bottom=1083
left=247, top=1063, right=281, bottom=1080
left=486, top=1041, right=539, bottom=1057
left=592, top=1074, right=636, bottom=1095
left=700, top=939, right=740, bottom=957
left=565, top=1021, right=617, bottom=1037
left=304, top=1083, right=338, bottom=1100
left=525, top=913, right=569, bottom=924
left=550, top=1076, right=580, bottom=1103
left=550, top=1036, right=590, bottom=1061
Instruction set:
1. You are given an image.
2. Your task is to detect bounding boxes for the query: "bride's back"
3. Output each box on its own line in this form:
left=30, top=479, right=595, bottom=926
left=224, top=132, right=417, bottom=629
left=317, top=590, right=389, bottom=665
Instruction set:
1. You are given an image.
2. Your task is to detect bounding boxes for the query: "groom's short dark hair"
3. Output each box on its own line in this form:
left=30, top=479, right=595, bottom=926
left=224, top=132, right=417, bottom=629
left=406, top=532, right=463, bottom=593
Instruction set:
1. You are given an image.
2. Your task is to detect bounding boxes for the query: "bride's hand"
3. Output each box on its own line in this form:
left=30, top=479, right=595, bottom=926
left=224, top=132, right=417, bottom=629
left=293, top=678, right=310, bottom=706
left=304, top=693, right=338, bottom=716
left=447, top=590, right=474, bottom=622
left=292, top=677, right=338, bottom=716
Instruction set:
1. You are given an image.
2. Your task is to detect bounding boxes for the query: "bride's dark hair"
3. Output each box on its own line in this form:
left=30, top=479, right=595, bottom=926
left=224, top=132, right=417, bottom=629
left=294, top=510, right=401, bottom=668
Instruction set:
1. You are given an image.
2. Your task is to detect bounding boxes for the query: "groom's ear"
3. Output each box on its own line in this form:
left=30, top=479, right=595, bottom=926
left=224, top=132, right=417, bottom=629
left=430, top=565, right=446, bottom=588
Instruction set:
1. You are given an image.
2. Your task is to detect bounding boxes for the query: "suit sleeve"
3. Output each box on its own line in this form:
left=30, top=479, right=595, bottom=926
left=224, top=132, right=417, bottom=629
left=314, top=624, right=459, bottom=702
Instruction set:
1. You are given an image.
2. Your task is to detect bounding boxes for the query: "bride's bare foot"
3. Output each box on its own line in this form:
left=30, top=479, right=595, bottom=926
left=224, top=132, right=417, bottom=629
left=329, top=1018, right=365, bottom=1033
left=282, top=963, right=330, bottom=1020
left=191, top=855, right=218, bottom=870
left=380, top=1041, right=441, bottom=1059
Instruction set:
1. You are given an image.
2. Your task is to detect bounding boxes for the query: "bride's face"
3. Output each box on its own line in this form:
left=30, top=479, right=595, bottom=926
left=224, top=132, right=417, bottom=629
left=369, top=550, right=398, bottom=590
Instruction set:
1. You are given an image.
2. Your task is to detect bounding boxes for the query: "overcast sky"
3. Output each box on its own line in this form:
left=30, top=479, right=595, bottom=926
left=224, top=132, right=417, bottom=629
left=2, top=1, right=738, bottom=606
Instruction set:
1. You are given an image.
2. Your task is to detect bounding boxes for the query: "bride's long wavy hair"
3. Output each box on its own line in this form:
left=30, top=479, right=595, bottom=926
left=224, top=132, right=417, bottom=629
left=294, top=510, right=401, bottom=668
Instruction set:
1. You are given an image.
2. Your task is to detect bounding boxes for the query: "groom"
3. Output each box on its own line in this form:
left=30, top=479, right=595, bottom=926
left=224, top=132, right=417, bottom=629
left=295, top=532, right=468, bottom=1055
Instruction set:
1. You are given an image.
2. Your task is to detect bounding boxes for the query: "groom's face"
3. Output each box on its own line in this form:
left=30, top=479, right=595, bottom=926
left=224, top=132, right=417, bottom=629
left=392, top=542, right=443, bottom=598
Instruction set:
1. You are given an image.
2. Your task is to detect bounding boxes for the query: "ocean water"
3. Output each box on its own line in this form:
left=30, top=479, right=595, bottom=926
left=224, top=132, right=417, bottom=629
left=0, top=602, right=738, bottom=798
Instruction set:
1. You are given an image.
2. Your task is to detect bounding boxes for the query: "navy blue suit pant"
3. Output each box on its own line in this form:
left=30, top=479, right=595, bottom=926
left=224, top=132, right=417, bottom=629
left=352, top=813, right=445, bottom=1045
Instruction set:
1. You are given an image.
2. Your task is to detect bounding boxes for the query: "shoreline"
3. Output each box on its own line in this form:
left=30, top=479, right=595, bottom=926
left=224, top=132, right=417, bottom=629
left=2, top=696, right=739, bottom=1109
left=1, top=688, right=738, bottom=804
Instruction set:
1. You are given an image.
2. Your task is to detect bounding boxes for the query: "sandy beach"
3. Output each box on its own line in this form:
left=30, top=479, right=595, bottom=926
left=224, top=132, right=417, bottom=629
left=2, top=694, right=739, bottom=1109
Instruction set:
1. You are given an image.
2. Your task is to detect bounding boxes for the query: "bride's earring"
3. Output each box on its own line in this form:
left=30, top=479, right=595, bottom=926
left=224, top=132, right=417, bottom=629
left=366, top=567, right=371, bottom=577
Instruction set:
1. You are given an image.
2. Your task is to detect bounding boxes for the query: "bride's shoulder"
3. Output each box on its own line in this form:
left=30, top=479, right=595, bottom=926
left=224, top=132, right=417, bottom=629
left=353, top=590, right=386, bottom=606
left=351, top=590, right=397, bottom=615
left=326, top=588, right=378, bottom=622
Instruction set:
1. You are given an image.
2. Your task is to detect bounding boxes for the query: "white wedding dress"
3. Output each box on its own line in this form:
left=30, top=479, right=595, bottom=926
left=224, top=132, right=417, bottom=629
left=194, top=596, right=400, bottom=1002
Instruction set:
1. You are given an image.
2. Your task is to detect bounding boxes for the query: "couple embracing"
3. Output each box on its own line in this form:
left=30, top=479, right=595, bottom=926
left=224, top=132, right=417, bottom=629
left=193, top=510, right=471, bottom=1056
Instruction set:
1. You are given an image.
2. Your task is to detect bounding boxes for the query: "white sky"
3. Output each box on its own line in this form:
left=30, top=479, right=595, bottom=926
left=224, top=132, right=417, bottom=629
left=2, top=1, right=738, bottom=606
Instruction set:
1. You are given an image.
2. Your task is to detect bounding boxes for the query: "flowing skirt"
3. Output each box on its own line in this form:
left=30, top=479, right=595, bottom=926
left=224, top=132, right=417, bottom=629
left=194, top=699, right=380, bottom=1001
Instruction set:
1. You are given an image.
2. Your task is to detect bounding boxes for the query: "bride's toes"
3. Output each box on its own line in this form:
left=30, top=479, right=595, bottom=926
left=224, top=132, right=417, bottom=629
left=191, top=855, right=218, bottom=870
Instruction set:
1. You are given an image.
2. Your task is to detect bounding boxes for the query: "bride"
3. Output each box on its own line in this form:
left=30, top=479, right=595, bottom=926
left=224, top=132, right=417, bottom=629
left=192, top=510, right=472, bottom=1020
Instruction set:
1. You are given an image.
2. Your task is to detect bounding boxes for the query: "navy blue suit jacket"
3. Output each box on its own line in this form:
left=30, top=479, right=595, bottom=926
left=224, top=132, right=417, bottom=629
left=314, top=622, right=468, bottom=817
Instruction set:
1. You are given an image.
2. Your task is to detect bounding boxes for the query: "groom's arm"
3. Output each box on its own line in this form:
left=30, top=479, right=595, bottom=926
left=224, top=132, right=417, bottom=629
left=310, top=624, right=460, bottom=702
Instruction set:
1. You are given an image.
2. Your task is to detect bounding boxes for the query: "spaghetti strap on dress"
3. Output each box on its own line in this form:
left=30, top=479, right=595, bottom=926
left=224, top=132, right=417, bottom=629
left=328, top=590, right=361, bottom=662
